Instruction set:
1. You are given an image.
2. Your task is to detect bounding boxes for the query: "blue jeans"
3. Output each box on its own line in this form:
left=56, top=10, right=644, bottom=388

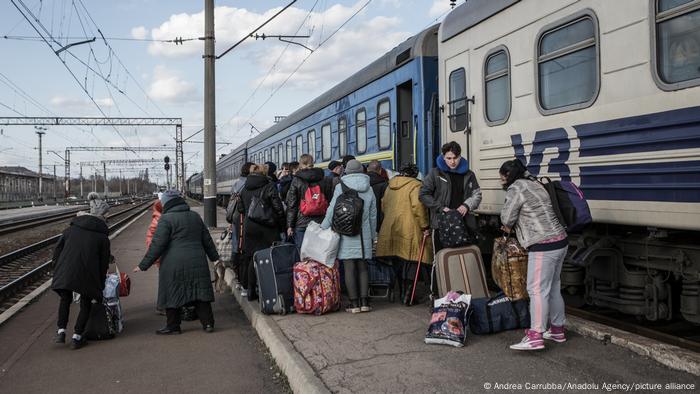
left=294, top=227, right=306, bottom=251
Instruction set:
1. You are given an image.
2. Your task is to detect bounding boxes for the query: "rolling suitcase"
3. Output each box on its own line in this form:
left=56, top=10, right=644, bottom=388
left=367, top=259, right=395, bottom=301
left=253, top=242, right=298, bottom=315
left=84, top=300, right=117, bottom=340
left=433, top=245, right=489, bottom=299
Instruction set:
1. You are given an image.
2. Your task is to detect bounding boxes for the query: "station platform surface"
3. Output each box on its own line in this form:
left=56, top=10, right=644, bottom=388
left=0, top=204, right=288, bottom=393
left=0, top=204, right=86, bottom=224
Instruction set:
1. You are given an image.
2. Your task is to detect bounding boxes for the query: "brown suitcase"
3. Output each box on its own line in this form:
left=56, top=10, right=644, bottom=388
left=434, top=246, right=489, bottom=298
left=491, top=236, right=529, bottom=300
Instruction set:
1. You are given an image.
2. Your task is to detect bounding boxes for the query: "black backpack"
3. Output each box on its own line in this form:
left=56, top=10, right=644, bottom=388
left=331, top=181, right=364, bottom=236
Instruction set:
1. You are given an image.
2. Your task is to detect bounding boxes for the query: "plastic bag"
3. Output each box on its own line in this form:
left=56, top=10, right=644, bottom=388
left=424, top=291, right=471, bottom=347
left=300, top=221, right=340, bottom=268
left=103, top=273, right=120, bottom=299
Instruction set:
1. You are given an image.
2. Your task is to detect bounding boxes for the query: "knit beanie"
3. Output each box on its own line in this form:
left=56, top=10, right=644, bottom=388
left=160, top=189, right=181, bottom=206
left=344, top=159, right=363, bottom=175
left=90, top=200, right=110, bottom=217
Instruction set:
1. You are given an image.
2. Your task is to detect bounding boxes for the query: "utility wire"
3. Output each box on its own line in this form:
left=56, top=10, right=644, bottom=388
left=2, top=35, right=200, bottom=43
left=223, top=0, right=372, bottom=151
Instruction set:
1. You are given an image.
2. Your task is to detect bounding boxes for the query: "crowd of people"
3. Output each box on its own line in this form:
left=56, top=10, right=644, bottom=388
left=50, top=140, right=570, bottom=352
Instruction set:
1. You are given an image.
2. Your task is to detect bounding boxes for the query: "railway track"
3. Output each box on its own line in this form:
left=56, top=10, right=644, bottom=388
left=0, top=199, right=154, bottom=314
left=566, top=305, right=700, bottom=353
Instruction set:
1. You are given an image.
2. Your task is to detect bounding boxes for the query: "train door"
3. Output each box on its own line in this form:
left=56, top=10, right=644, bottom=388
left=395, top=80, right=414, bottom=167
left=443, top=50, right=471, bottom=161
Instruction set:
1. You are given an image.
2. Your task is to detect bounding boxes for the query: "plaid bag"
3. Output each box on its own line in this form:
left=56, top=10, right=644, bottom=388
left=491, top=236, right=528, bottom=300
left=217, top=229, right=234, bottom=266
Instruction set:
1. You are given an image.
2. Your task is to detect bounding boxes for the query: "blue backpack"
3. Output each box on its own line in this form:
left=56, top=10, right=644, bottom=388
left=539, top=177, right=592, bottom=233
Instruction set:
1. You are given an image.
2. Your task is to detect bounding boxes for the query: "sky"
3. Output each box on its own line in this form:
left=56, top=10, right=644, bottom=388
left=0, top=0, right=454, bottom=185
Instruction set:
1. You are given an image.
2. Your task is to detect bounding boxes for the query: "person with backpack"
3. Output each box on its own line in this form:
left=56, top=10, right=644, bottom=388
left=226, top=162, right=253, bottom=288
left=498, top=159, right=568, bottom=351
left=419, top=141, right=482, bottom=251
left=320, top=159, right=377, bottom=313
left=134, top=190, right=219, bottom=335
left=52, top=199, right=111, bottom=349
left=285, top=154, right=332, bottom=251
left=237, top=164, right=286, bottom=300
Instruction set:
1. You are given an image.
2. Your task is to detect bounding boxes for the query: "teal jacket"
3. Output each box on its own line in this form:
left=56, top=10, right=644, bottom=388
left=321, top=173, right=377, bottom=260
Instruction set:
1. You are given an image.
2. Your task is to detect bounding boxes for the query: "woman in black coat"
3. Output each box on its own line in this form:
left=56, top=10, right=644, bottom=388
left=134, top=191, right=219, bottom=335
left=237, top=164, right=285, bottom=300
left=52, top=200, right=111, bottom=349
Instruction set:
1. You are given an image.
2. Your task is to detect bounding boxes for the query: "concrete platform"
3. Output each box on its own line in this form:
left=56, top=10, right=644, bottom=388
left=0, top=203, right=289, bottom=393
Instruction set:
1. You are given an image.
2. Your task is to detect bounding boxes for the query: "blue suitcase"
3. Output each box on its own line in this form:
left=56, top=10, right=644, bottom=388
left=253, top=243, right=298, bottom=315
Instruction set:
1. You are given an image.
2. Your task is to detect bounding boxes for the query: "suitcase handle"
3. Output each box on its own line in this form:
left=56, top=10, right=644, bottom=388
left=409, top=232, right=430, bottom=305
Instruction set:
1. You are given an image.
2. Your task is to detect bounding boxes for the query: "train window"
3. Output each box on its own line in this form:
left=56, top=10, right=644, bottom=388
left=338, top=116, right=347, bottom=156
left=278, top=143, right=283, bottom=163
left=377, top=99, right=391, bottom=149
left=322, top=123, right=331, bottom=160
left=653, top=0, right=700, bottom=90
left=296, top=135, right=303, bottom=160
left=307, top=130, right=316, bottom=160
left=286, top=140, right=292, bottom=163
left=356, top=108, right=367, bottom=154
left=483, top=47, right=511, bottom=125
left=536, top=12, right=599, bottom=114
left=448, top=68, right=467, bottom=132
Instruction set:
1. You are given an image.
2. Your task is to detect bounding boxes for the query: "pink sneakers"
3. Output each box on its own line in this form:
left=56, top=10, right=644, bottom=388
left=510, top=330, right=545, bottom=350
left=543, top=325, right=566, bottom=343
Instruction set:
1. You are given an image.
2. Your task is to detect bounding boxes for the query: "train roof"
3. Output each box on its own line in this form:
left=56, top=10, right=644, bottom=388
left=440, top=0, right=519, bottom=43
left=225, top=24, right=439, bottom=155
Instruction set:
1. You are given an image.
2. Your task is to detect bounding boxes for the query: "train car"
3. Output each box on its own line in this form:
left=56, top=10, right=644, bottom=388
left=438, top=0, right=700, bottom=323
left=188, top=25, right=441, bottom=204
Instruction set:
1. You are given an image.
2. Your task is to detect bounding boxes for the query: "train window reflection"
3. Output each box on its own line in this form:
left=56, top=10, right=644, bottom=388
left=537, top=15, right=598, bottom=113
left=322, top=123, right=331, bottom=160
left=308, top=130, right=316, bottom=160
left=286, top=140, right=292, bottom=163
left=338, top=117, right=347, bottom=156
left=377, top=99, right=391, bottom=149
left=296, top=135, right=303, bottom=160
left=484, top=48, right=510, bottom=124
left=356, top=109, right=367, bottom=154
left=449, top=68, right=467, bottom=131
left=655, top=1, right=700, bottom=87
left=278, top=143, right=283, bottom=163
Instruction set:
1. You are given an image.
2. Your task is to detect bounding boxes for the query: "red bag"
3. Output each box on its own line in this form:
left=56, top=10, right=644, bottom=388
left=293, top=260, right=340, bottom=315
left=116, top=265, right=131, bottom=297
left=299, top=184, right=328, bottom=217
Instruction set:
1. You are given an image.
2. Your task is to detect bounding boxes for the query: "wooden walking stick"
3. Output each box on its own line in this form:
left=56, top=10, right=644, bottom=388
left=409, top=232, right=430, bottom=306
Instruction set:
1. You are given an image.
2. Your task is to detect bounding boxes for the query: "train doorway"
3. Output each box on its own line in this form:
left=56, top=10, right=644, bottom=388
left=395, top=80, right=414, bottom=168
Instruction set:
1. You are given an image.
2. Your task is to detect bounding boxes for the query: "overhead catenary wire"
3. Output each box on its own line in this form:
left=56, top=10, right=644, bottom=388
left=221, top=0, right=373, bottom=152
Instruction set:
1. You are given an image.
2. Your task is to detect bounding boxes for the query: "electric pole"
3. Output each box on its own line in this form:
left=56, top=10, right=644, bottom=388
left=80, top=164, right=83, bottom=198
left=53, top=164, right=57, bottom=201
left=35, top=126, right=46, bottom=201
left=119, top=169, right=123, bottom=195
left=93, top=170, right=97, bottom=192
left=103, top=162, right=108, bottom=197
left=203, top=0, right=217, bottom=227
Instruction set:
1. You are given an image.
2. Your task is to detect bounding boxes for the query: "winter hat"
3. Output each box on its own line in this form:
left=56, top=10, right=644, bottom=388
left=90, top=200, right=110, bottom=217
left=344, top=159, right=364, bottom=175
left=160, top=189, right=181, bottom=206
left=87, top=191, right=100, bottom=201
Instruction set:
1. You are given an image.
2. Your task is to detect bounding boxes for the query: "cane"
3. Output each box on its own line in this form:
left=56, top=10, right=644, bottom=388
left=409, top=232, right=430, bottom=306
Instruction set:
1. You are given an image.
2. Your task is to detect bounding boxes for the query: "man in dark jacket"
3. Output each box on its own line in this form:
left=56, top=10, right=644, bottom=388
left=52, top=201, right=111, bottom=349
left=134, top=190, right=219, bottom=335
left=367, top=160, right=388, bottom=230
left=327, top=160, right=342, bottom=189
left=278, top=161, right=298, bottom=201
left=285, top=154, right=332, bottom=251
left=419, top=141, right=482, bottom=251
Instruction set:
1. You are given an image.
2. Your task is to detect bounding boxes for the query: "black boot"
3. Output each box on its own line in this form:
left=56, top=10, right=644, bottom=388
left=156, top=326, right=182, bottom=335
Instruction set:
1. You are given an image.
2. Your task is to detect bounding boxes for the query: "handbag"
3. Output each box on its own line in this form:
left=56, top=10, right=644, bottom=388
left=436, top=210, right=475, bottom=248
left=216, top=229, right=234, bottom=265
left=491, top=236, right=529, bottom=300
left=115, top=264, right=131, bottom=297
left=247, top=193, right=276, bottom=227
